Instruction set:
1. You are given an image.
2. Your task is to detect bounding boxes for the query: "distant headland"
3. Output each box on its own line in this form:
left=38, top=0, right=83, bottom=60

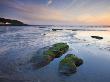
left=0, top=17, right=28, bottom=26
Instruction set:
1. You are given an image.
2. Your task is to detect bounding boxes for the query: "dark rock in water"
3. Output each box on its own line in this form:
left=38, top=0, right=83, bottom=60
left=91, top=36, right=103, bottom=40
left=52, top=29, right=63, bottom=31
left=39, top=27, right=46, bottom=28
left=43, top=33, right=46, bottom=35
left=59, top=54, right=83, bottom=75
left=30, top=43, right=69, bottom=69
left=72, top=29, right=78, bottom=31
left=30, top=46, right=51, bottom=69
left=52, top=29, right=57, bottom=31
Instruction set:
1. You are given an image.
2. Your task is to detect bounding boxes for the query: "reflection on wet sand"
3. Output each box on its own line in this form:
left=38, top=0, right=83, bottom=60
left=0, top=26, right=110, bottom=82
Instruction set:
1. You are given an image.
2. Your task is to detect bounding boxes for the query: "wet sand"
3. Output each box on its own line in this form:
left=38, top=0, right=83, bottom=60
left=0, top=26, right=110, bottom=82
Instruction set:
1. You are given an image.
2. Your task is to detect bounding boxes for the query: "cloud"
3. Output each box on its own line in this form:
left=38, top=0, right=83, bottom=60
left=75, top=13, right=110, bottom=25
left=1, top=0, right=110, bottom=25
left=47, top=0, right=53, bottom=6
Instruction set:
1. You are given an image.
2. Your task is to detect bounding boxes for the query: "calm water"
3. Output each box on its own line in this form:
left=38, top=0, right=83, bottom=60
left=0, top=26, right=110, bottom=82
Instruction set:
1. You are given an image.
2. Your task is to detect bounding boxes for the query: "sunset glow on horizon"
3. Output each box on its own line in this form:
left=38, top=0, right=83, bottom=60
left=0, top=0, right=110, bottom=25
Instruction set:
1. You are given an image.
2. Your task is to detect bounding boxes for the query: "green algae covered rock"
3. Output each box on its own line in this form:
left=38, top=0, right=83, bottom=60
left=31, top=43, right=69, bottom=69
left=43, top=43, right=69, bottom=59
left=65, top=54, right=83, bottom=67
left=49, top=43, right=69, bottom=58
left=59, top=54, right=83, bottom=74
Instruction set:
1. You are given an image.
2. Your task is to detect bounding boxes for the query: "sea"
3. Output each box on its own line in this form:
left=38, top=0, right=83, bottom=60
left=0, top=26, right=110, bottom=82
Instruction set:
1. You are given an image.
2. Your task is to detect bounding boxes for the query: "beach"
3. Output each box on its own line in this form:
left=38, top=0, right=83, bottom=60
left=0, top=26, right=110, bottom=82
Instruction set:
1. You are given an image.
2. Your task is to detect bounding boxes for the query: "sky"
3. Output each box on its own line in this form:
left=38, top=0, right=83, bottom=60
left=0, top=0, right=110, bottom=25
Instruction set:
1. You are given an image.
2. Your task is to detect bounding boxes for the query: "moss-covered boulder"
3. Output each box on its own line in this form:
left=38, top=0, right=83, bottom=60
left=59, top=54, right=83, bottom=74
left=59, top=57, right=77, bottom=74
left=30, top=43, right=69, bottom=69
left=65, top=54, right=83, bottom=67
left=49, top=43, right=69, bottom=58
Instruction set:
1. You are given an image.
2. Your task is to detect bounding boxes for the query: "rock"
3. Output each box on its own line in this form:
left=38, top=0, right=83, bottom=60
left=52, top=29, right=57, bottom=31
left=65, top=54, right=83, bottom=67
left=43, top=33, right=46, bottom=35
left=59, top=58, right=77, bottom=74
left=30, top=46, right=51, bottom=69
left=30, top=43, right=69, bottom=69
left=59, top=54, right=83, bottom=75
left=39, top=27, right=46, bottom=28
left=52, top=29, right=63, bottom=31
left=91, top=36, right=103, bottom=40
left=49, top=43, right=69, bottom=58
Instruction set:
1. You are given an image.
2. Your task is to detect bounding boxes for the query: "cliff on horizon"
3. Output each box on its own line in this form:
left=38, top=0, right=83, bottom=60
left=0, top=17, right=27, bottom=26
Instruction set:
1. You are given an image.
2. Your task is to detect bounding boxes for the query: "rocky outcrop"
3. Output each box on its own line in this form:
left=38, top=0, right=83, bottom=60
left=59, top=54, right=83, bottom=75
left=0, top=17, right=27, bottom=26
left=30, top=43, right=69, bottom=69
left=30, top=43, right=83, bottom=75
